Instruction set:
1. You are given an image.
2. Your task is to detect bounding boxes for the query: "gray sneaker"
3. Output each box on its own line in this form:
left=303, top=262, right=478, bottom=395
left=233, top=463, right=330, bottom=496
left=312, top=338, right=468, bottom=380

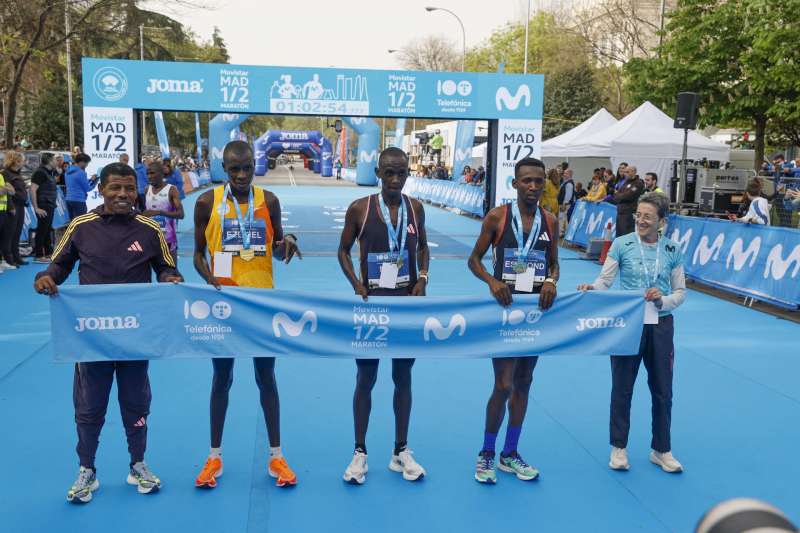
left=67, top=466, right=99, bottom=503
left=127, top=462, right=161, bottom=494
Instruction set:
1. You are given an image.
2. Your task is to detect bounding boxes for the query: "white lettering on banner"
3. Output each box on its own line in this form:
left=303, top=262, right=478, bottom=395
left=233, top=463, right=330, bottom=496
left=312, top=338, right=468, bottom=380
left=495, top=85, right=531, bottom=111
left=493, top=119, right=542, bottom=206
left=273, top=311, right=318, bottom=338
left=359, top=150, right=378, bottom=163
left=587, top=211, right=606, bottom=234
left=211, top=147, right=224, bottom=160
left=146, top=78, right=204, bottom=94
left=670, top=227, right=693, bottom=255
left=502, top=309, right=543, bottom=326
left=423, top=314, right=467, bottom=341
left=726, top=237, right=761, bottom=271
left=75, top=316, right=140, bottom=332
left=454, top=147, right=471, bottom=161
left=763, top=244, right=800, bottom=280
left=576, top=317, right=626, bottom=331
left=692, top=233, right=725, bottom=266
left=83, top=106, right=135, bottom=209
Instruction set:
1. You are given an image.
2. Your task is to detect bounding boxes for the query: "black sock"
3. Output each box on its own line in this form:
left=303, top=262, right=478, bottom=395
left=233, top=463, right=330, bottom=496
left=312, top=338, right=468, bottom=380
left=355, top=443, right=367, bottom=454
left=393, top=441, right=407, bottom=455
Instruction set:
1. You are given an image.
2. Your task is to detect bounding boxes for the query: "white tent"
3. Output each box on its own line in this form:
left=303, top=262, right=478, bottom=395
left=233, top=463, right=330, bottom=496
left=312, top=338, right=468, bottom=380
left=541, top=108, right=618, bottom=157
left=544, top=101, right=730, bottom=188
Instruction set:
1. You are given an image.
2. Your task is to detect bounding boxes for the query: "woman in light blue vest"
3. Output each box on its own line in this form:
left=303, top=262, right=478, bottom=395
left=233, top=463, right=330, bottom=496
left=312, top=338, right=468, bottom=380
left=578, top=192, right=687, bottom=473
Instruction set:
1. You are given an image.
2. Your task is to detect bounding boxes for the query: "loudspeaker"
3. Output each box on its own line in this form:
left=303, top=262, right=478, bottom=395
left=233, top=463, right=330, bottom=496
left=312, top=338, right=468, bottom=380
left=674, top=92, right=700, bottom=129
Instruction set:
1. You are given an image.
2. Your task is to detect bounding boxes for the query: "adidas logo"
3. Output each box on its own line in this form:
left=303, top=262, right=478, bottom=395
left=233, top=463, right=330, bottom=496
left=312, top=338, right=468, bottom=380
left=127, top=241, right=143, bottom=252
left=539, top=233, right=550, bottom=242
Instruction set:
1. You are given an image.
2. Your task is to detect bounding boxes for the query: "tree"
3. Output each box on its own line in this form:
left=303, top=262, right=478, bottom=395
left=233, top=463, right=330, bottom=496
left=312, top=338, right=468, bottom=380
left=543, top=64, right=604, bottom=139
left=624, top=0, right=800, bottom=169
left=397, top=35, right=461, bottom=72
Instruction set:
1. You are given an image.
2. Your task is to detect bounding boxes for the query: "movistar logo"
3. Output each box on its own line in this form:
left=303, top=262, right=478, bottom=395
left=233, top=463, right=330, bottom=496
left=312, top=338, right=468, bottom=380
left=726, top=237, right=761, bottom=271
left=692, top=233, right=725, bottom=266
left=273, top=311, right=318, bottom=338
left=495, top=85, right=531, bottom=111
left=763, top=243, right=800, bottom=280
left=587, top=211, right=606, bottom=234
left=576, top=317, right=626, bottom=331
left=146, top=78, right=204, bottom=94
left=454, top=147, right=471, bottom=161
left=75, top=315, right=140, bottom=332
left=359, top=150, right=378, bottom=163
left=423, top=314, right=466, bottom=341
left=669, top=227, right=693, bottom=255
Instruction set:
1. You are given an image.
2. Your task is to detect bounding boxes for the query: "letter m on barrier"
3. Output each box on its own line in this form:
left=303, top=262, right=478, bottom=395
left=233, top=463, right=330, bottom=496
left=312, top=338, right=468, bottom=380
left=726, top=237, right=761, bottom=271
left=763, top=244, right=800, bottom=280
left=692, top=233, right=724, bottom=266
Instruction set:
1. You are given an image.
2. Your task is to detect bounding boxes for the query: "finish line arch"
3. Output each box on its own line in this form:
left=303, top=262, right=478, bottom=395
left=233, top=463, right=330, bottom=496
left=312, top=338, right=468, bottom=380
left=81, top=58, right=544, bottom=206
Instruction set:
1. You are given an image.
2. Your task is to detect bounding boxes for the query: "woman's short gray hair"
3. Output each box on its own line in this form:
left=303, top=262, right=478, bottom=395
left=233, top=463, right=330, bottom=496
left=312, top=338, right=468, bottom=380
left=638, top=191, right=669, bottom=219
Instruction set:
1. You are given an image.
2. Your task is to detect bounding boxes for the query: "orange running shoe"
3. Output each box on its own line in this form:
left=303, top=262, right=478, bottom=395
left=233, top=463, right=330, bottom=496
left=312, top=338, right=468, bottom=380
left=195, top=457, right=223, bottom=488
left=268, top=457, right=297, bottom=487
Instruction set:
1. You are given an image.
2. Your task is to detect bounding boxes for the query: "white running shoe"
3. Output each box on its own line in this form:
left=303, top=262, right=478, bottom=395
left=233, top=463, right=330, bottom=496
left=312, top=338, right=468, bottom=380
left=0, top=260, right=16, bottom=270
left=649, top=450, right=683, bottom=473
left=389, top=449, right=426, bottom=481
left=609, top=447, right=630, bottom=470
left=343, top=450, right=368, bottom=485
left=67, top=466, right=100, bottom=503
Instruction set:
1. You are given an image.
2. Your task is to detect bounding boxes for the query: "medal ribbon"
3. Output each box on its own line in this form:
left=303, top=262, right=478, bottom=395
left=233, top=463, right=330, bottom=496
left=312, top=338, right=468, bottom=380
left=224, top=184, right=254, bottom=251
left=511, top=201, right=542, bottom=265
left=635, top=233, right=661, bottom=288
left=378, top=193, right=407, bottom=257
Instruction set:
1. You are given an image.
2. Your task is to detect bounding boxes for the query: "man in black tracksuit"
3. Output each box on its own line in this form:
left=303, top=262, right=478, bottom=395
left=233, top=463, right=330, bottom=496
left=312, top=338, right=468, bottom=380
left=34, top=162, right=183, bottom=504
left=613, top=165, right=645, bottom=236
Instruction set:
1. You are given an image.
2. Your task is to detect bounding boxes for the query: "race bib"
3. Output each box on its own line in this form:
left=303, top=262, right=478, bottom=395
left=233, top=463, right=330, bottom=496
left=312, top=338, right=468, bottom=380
left=222, top=219, right=268, bottom=255
left=367, top=250, right=410, bottom=289
left=502, top=248, right=547, bottom=287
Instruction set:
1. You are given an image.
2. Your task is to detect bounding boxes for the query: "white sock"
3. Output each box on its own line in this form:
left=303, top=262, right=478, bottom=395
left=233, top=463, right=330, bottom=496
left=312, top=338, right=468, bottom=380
left=209, top=447, right=222, bottom=459
left=269, top=446, right=283, bottom=459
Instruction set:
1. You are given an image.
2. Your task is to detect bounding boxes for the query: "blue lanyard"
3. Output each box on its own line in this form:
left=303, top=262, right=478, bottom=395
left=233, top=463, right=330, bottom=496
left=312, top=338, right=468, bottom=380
left=635, top=233, right=660, bottom=288
left=511, top=201, right=541, bottom=261
left=225, top=184, right=254, bottom=250
left=378, top=193, right=407, bottom=255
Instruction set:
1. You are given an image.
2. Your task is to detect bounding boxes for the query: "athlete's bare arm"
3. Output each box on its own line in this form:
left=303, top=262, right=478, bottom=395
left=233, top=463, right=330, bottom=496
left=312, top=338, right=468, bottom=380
left=338, top=197, right=368, bottom=300
left=468, top=206, right=512, bottom=306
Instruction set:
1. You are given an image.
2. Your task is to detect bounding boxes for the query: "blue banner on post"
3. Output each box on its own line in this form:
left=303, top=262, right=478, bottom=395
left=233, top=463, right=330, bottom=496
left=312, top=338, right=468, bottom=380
left=50, top=285, right=645, bottom=363
left=667, top=215, right=800, bottom=309
left=153, top=111, right=170, bottom=158
left=194, top=112, right=202, bottom=161
left=452, top=120, right=476, bottom=181
left=564, top=200, right=617, bottom=248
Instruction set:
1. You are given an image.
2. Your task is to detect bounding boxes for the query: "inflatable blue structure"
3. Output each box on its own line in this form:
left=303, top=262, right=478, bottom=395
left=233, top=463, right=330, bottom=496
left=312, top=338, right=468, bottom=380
left=254, top=131, right=333, bottom=177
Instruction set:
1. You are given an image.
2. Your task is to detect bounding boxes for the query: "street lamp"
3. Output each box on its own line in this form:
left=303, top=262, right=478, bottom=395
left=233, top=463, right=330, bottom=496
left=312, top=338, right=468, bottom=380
left=424, top=6, right=465, bottom=72
left=138, top=25, right=171, bottom=146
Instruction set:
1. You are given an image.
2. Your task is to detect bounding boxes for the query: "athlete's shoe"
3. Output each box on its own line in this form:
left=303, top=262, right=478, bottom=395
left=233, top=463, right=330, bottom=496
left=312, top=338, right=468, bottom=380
left=474, top=451, right=497, bottom=484
left=649, top=450, right=683, bottom=473
left=67, top=466, right=99, bottom=503
left=195, top=456, right=223, bottom=488
left=343, top=450, right=368, bottom=485
left=127, top=461, right=161, bottom=494
left=609, top=447, right=630, bottom=471
left=388, top=449, right=426, bottom=481
left=0, top=260, right=17, bottom=270
left=268, top=457, right=297, bottom=487
left=498, top=453, right=540, bottom=481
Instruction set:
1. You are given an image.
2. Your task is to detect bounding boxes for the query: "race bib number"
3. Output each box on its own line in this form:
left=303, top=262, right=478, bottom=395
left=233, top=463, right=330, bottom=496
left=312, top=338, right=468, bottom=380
left=367, top=250, right=410, bottom=289
left=222, top=219, right=268, bottom=254
left=502, top=248, right=546, bottom=287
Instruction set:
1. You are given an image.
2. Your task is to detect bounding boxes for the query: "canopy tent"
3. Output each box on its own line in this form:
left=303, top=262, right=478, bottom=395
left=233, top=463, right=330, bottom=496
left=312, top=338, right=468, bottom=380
left=541, top=108, right=618, bottom=157
left=542, top=101, right=730, bottom=188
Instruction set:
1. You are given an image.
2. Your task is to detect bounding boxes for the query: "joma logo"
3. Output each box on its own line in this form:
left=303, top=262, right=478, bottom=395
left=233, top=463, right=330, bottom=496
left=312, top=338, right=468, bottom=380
left=75, top=316, right=140, bottom=332
left=146, top=78, right=204, bottom=94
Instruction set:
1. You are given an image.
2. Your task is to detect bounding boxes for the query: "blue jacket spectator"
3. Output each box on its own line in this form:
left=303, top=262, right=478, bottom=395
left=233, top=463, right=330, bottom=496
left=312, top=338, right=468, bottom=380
left=163, top=159, right=185, bottom=199
left=135, top=162, right=148, bottom=196
left=65, top=154, right=97, bottom=220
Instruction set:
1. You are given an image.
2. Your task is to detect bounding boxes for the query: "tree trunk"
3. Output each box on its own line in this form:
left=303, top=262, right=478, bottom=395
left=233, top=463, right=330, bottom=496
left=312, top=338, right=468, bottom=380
left=753, top=115, right=767, bottom=172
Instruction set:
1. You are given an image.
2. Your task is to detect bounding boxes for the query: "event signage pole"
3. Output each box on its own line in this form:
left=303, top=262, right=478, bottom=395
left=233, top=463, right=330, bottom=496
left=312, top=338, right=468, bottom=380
left=679, top=128, right=688, bottom=208
left=523, top=0, right=531, bottom=74
left=65, top=0, right=75, bottom=149
left=139, top=24, right=147, bottom=147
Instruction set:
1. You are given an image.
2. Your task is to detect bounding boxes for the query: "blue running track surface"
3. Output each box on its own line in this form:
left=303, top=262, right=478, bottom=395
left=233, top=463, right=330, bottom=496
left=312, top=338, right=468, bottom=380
left=1, top=186, right=798, bottom=532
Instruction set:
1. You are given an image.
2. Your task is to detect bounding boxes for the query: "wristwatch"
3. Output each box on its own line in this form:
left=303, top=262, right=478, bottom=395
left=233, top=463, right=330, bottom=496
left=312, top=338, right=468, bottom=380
left=419, top=271, right=429, bottom=283
left=544, top=277, right=557, bottom=287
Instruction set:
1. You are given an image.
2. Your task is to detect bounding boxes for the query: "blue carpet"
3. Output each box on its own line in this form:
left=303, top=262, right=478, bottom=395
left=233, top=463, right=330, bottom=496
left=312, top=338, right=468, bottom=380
left=0, top=185, right=797, bottom=532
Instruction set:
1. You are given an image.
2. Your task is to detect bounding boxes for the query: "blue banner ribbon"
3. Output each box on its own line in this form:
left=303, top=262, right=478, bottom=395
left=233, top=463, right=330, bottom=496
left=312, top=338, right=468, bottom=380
left=50, top=284, right=646, bottom=362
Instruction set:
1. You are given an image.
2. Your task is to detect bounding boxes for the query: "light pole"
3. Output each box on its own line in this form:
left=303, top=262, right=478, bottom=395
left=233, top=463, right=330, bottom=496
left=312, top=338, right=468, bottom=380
left=138, top=25, right=170, bottom=147
left=425, top=6, right=466, bottom=72
left=65, top=0, right=75, bottom=148
left=524, top=0, right=531, bottom=74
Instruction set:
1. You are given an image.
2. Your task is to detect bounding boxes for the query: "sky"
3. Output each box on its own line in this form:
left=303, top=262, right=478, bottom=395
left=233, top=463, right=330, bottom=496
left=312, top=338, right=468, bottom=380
left=145, top=0, right=534, bottom=69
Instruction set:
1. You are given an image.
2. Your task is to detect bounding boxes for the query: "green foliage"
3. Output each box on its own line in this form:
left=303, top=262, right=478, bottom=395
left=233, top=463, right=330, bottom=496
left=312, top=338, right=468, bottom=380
left=624, top=0, right=800, bottom=166
left=543, top=64, right=604, bottom=139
